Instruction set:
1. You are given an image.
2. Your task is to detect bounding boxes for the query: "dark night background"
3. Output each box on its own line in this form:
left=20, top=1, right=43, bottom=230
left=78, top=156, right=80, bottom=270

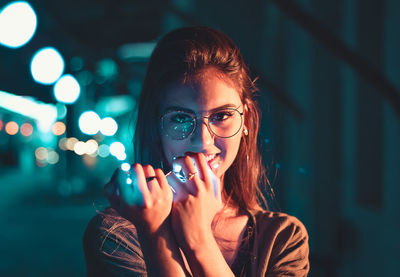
left=1, top=0, right=399, bottom=276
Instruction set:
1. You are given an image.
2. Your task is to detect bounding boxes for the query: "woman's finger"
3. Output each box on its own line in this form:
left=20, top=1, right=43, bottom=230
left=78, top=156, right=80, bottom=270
left=197, top=153, right=220, bottom=199
left=183, top=155, right=202, bottom=194
left=166, top=170, right=190, bottom=202
left=142, top=164, right=159, bottom=193
left=154, top=168, right=169, bottom=191
left=118, top=164, right=147, bottom=206
left=197, top=153, right=213, bottom=188
left=171, top=157, right=194, bottom=192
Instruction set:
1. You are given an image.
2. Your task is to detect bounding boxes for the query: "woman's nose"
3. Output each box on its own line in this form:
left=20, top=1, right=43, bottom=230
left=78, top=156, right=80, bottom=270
left=189, top=119, right=213, bottom=148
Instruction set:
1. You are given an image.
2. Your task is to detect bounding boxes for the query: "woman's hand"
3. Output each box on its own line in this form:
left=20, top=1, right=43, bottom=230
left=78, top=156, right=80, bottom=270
left=170, top=152, right=222, bottom=251
left=106, top=164, right=174, bottom=234
left=104, top=164, right=190, bottom=276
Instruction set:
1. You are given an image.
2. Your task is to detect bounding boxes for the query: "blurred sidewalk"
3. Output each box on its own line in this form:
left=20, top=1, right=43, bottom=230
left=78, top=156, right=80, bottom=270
left=0, top=168, right=105, bottom=276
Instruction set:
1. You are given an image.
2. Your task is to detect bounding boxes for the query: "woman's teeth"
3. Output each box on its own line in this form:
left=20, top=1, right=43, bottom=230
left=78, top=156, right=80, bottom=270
left=205, top=154, right=216, bottom=162
left=205, top=154, right=220, bottom=169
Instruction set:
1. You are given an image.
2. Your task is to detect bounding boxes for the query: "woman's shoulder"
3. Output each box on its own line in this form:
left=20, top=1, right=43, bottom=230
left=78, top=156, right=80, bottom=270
left=83, top=207, right=147, bottom=276
left=84, top=207, right=134, bottom=238
left=248, top=210, right=310, bottom=275
left=83, top=207, right=142, bottom=258
left=251, top=210, right=308, bottom=237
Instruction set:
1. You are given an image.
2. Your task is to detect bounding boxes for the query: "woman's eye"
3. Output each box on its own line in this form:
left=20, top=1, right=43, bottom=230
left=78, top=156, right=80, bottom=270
left=171, top=113, right=192, bottom=123
left=211, top=111, right=233, bottom=122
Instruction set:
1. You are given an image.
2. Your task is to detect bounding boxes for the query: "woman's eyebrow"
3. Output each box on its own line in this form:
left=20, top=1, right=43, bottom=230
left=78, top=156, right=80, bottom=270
left=163, top=106, right=194, bottom=114
left=163, top=103, right=239, bottom=114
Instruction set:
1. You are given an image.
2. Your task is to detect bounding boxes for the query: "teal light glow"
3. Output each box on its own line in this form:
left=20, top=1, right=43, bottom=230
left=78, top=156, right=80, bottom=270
left=30, top=47, right=65, bottom=85
left=0, top=90, right=57, bottom=132
left=56, top=103, right=67, bottom=119
left=53, top=74, right=80, bottom=104
left=0, top=1, right=37, bottom=48
left=96, top=95, right=135, bottom=117
left=118, top=42, right=156, bottom=61
left=97, top=144, right=110, bottom=158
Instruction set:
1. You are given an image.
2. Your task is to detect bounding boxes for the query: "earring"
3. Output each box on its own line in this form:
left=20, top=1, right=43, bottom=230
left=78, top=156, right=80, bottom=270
left=243, top=128, right=248, bottom=136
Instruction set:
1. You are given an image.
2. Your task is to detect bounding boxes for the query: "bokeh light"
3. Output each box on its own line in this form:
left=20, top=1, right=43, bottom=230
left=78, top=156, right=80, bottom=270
left=109, top=141, right=125, bottom=158
left=78, top=111, right=101, bottom=135
left=5, top=121, right=19, bottom=135
left=100, top=117, right=118, bottom=136
left=20, top=122, right=33, bottom=136
left=0, top=119, right=3, bottom=131
left=52, top=121, right=66, bottom=136
left=35, top=147, right=47, bottom=160
left=36, top=159, right=47, bottom=167
left=85, top=139, right=98, bottom=155
left=97, top=144, right=110, bottom=158
left=0, top=1, right=37, bottom=48
left=118, top=152, right=127, bottom=161
left=53, top=74, right=81, bottom=104
left=30, top=47, right=65, bottom=85
left=66, top=137, right=78, bottom=150
left=47, top=150, right=59, bottom=164
left=121, top=162, right=130, bottom=172
left=59, top=137, right=67, bottom=150
left=73, top=141, right=86, bottom=155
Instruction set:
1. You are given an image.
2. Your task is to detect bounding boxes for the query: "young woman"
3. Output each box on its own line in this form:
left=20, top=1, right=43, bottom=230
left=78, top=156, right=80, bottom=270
left=83, top=26, right=309, bottom=276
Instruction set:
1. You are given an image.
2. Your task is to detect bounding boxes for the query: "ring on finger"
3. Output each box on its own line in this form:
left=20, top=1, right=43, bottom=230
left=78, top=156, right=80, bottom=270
left=187, top=172, right=197, bottom=181
left=146, top=176, right=157, bottom=182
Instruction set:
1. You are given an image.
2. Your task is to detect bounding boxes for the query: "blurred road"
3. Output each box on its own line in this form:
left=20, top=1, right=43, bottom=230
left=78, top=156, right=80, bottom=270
left=0, top=168, right=106, bottom=276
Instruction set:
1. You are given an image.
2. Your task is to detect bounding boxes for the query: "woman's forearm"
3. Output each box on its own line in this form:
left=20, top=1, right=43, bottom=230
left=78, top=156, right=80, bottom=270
left=136, top=222, right=190, bottom=277
left=181, top=229, right=235, bottom=277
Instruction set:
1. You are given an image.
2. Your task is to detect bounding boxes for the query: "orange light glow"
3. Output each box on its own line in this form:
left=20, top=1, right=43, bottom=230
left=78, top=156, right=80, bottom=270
left=66, top=137, right=78, bottom=150
left=20, top=123, right=33, bottom=136
left=0, top=120, right=3, bottom=131
left=5, top=121, right=19, bottom=135
left=83, top=154, right=97, bottom=168
left=52, top=121, right=66, bottom=136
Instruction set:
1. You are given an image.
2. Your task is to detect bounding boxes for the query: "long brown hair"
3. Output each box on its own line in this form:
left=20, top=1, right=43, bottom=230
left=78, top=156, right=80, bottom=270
left=87, top=26, right=273, bottom=268
left=134, top=26, right=270, bottom=211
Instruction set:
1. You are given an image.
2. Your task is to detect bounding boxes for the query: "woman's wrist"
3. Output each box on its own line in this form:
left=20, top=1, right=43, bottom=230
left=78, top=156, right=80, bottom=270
left=178, top=224, right=214, bottom=253
left=182, top=232, right=234, bottom=277
left=136, top=220, right=189, bottom=277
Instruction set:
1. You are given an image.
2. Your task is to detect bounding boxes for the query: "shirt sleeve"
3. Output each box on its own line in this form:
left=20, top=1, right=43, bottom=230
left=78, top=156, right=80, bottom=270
left=83, top=208, right=148, bottom=277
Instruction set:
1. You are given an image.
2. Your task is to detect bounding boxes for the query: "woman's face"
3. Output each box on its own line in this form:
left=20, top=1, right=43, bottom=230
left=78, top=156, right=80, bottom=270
left=160, top=68, right=246, bottom=180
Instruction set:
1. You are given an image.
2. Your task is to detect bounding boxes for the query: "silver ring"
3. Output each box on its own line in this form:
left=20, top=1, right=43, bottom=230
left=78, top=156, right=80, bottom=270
left=187, top=172, right=196, bottom=181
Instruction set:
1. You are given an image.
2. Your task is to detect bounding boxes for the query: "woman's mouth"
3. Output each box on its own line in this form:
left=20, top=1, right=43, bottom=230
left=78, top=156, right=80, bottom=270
left=205, top=153, right=220, bottom=169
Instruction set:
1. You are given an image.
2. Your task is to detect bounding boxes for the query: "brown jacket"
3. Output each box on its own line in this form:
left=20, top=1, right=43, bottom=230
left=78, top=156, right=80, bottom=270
left=83, top=208, right=309, bottom=276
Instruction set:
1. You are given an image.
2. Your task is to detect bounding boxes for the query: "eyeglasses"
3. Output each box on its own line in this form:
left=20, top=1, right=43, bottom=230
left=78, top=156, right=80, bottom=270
left=160, top=107, right=244, bottom=140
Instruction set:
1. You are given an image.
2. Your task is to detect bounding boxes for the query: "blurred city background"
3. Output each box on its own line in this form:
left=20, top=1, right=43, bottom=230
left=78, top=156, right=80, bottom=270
left=0, top=0, right=399, bottom=276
